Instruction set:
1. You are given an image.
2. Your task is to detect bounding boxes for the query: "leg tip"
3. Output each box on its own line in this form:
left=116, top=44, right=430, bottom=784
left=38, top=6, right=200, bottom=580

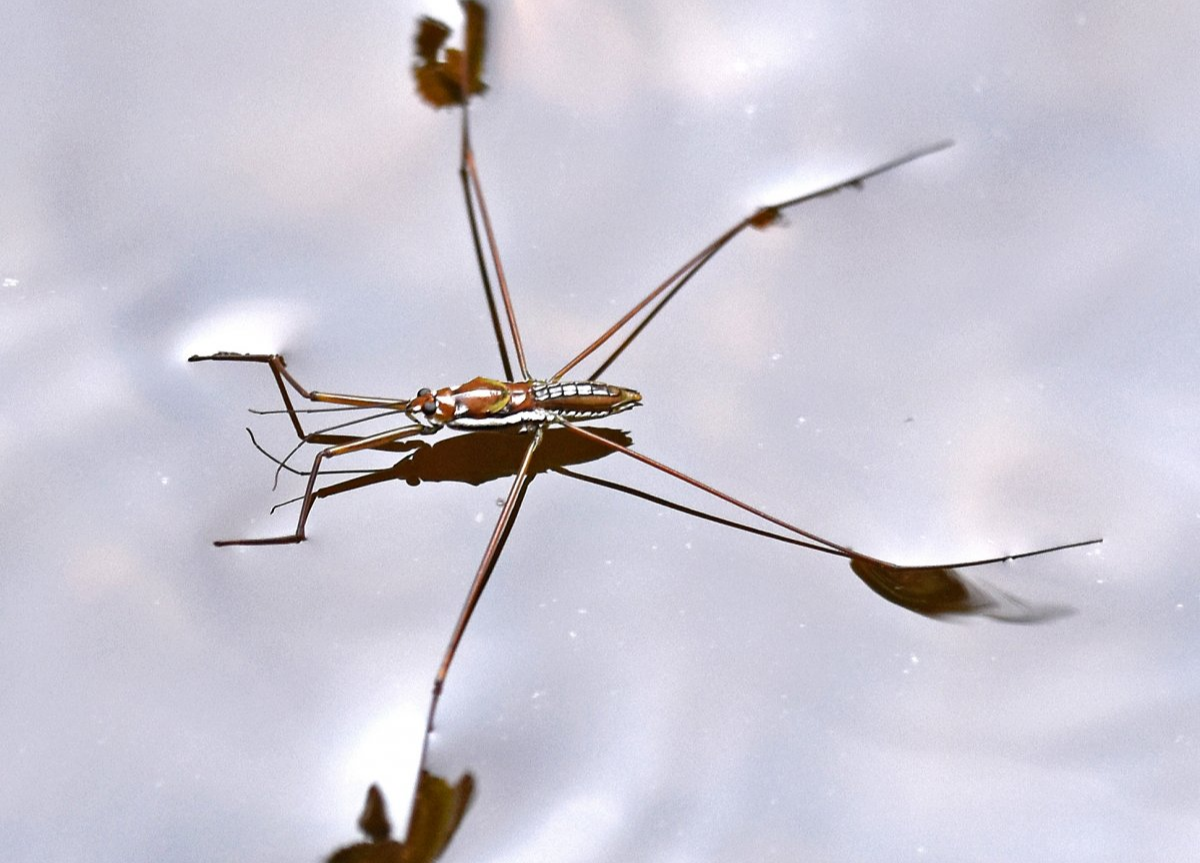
left=213, top=535, right=306, bottom=547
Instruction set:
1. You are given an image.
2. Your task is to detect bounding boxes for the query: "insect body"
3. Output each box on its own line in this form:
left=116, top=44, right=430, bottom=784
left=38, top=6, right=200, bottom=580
left=407, top=377, right=642, bottom=431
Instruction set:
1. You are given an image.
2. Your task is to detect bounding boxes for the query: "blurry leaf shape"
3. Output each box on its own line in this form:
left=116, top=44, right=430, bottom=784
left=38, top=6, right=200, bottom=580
left=358, top=784, right=392, bottom=843
left=849, top=557, right=1073, bottom=623
left=462, top=1, right=487, bottom=92
left=414, top=16, right=450, bottom=65
left=328, top=773, right=475, bottom=863
left=413, top=2, right=489, bottom=109
left=401, top=771, right=476, bottom=863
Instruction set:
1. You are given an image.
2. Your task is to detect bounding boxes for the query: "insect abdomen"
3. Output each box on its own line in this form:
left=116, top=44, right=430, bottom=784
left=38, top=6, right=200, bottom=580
left=532, top=380, right=642, bottom=420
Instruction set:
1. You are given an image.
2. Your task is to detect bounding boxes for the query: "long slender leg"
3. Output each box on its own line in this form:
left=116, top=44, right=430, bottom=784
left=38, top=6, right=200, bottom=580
left=459, top=157, right=515, bottom=382
left=213, top=423, right=426, bottom=546
left=459, top=130, right=530, bottom=380
left=562, top=420, right=855, bottom=558
left=454, top=8, right=531, bottom=381
left=412, top=4, right=512, bottom=377
left=552, top=140, right=954, bottom=382
left=555, top=466, right=844, bottom=558
left=555, top=465, right=1091, bottom=621
left=587, top=239, right=724, bottom=382
left=427, top=424, right=544, bottom=730
left=190, top=353, right=309, bottom=437
left=189, top=352, right=408, bottom=438
left=559, top=419, right=1102, bottom=570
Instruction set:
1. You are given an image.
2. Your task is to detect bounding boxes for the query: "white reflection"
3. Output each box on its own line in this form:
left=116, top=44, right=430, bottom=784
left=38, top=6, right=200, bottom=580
left=491, top=794, right=621, bottom=863
left=339, top=705, right=427, bottom=822
left=174, top=300, right=315, bottom=360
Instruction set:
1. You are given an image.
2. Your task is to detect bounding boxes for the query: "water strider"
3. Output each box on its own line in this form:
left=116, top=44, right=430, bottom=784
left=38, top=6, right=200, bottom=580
left=191, top=2, right=1101, bottom=730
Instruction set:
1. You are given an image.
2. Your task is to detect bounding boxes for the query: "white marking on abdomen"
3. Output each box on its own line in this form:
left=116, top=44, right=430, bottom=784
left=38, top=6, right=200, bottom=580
left=449, top=408, right=550, bottom=429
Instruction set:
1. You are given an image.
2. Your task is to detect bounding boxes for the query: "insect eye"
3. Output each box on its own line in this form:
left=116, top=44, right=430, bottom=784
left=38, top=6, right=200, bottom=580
left=421, top=400, right=437, bottom=416
left=417, top=388, right=431, bottom=397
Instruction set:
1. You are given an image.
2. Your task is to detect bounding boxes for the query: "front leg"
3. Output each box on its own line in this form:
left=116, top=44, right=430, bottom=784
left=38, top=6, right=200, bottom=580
left=189, top=353, right=316, bottom=439
left=190, top=352, right=411, bottom=439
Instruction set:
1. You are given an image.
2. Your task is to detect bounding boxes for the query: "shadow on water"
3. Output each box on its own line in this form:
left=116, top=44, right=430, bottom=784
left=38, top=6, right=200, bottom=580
left=848, top=558, right=1074, bottom=623
left=290, top=426, right=635, bottom=495
left=259, top=425, right=1077, bottom=625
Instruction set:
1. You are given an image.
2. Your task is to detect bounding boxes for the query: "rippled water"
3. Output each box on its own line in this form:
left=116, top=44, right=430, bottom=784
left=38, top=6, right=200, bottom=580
left=4, top=2, right=1197, bottom=861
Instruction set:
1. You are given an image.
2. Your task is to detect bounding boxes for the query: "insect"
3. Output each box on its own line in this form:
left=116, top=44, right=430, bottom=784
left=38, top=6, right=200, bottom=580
left=191, top=2, right=1101, bottom=729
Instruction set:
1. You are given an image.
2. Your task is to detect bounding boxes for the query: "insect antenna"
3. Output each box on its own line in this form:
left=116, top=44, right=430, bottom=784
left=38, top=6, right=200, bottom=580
left=270, top=494, right=303, bottom=514
left=249, top=404, right=390, bottom=416
left=245, top=428, right=397, bottom=482
left=256, top=407, right=410, bottom=488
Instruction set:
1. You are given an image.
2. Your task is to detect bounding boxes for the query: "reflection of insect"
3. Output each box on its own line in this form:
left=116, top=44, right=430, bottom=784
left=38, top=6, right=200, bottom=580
left=191, top=3, right=1100, bottom=727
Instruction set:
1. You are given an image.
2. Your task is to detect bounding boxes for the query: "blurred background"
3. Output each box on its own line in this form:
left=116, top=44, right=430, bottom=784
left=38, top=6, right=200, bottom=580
left=3, top=1, right=1197, bottom=860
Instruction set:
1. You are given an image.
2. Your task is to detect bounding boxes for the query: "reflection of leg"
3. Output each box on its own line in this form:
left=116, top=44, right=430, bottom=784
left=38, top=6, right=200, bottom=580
left=428, top=424, right=545, bottom=730
left=211, top=423, right=425, bottom=546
